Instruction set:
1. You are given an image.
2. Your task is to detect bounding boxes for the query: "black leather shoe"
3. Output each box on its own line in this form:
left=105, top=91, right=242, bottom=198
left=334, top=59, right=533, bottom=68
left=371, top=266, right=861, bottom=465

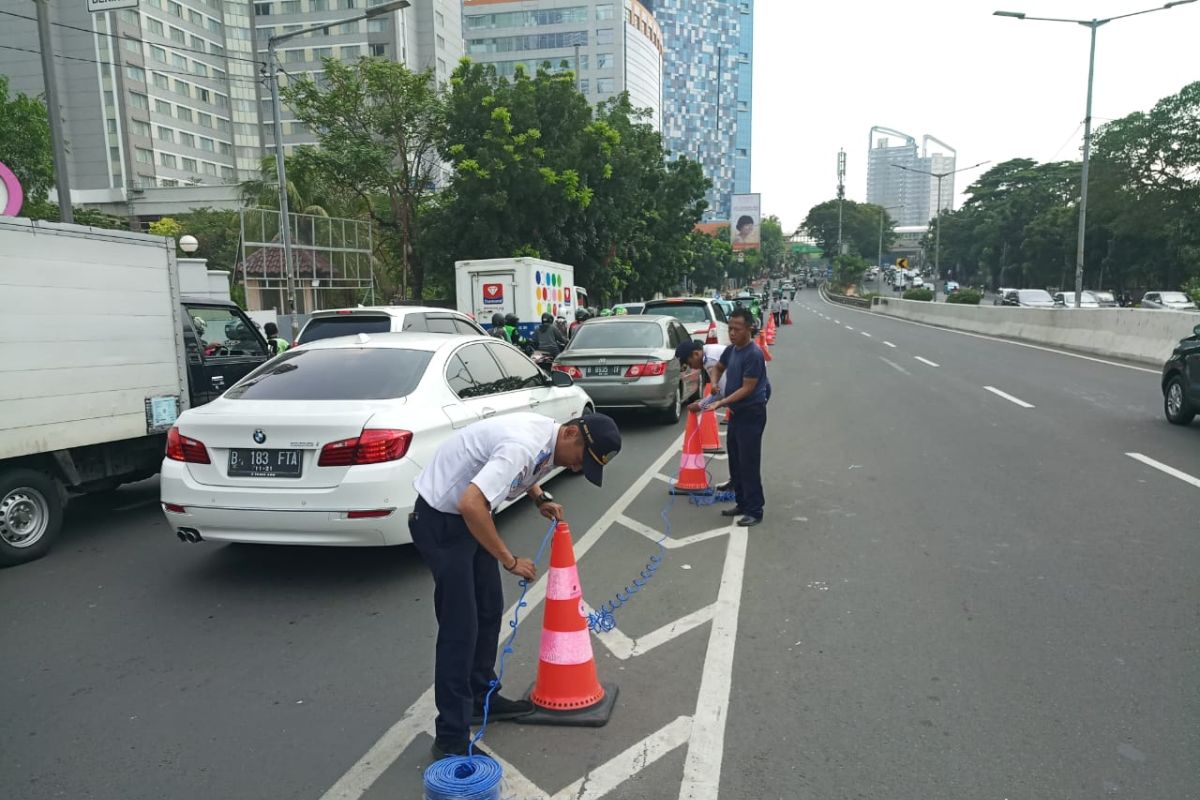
left=736, top=515, right=762, bottom=527
left=720, top=507, right=744, bottom=517
left=472, top=694, right=533, bottom=724
left=432, top=739, right=492, bottom=760
left=715, top=480, right=733, bottom=492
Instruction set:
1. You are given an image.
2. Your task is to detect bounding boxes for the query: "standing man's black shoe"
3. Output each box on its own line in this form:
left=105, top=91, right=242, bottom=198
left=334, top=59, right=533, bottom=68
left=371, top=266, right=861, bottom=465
left=431, top=739, right=492, bottom=760
left=715, top=480, right=733, bottom=492
left=720, top=507, right=744, bottom=517
left=736, top=515, right=761, bottom=527
left=471, top=694, right=533, bottom=724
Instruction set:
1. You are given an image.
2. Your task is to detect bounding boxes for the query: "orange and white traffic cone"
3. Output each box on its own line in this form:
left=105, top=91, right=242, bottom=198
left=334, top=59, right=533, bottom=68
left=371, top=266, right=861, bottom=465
left=523, top=521, right=618, bottom=727
left=699, top=386, right=724, bottom=454
left=670, top=411, right=711, bottom=495
left=757, top=331, right=773, bottom=362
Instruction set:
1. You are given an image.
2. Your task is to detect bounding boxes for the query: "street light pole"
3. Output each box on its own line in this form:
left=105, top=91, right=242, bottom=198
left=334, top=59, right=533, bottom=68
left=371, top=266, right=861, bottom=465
left=993, top=1, right=1197, bottom=307
left=35, top=0, right=72, bottom=223
left=891, top=160, right=989, bottom=282
left=877, top=204, right=903, bottom=271
left=266, top=0, right=410, bottom=333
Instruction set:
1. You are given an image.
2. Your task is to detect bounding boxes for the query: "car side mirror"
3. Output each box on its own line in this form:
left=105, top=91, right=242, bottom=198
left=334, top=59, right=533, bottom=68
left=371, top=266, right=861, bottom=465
left=550, top=369, right=574, bottom=388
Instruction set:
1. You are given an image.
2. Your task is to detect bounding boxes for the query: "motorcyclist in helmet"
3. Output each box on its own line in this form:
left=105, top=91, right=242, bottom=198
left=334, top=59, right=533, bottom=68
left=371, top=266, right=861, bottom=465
left=535, top=312, right=568, bottom=357
left=599, top=308, right=612, bottom=317
left=489, top=312, right=509, bottom=341
left=554, top=315, right=568, bottom=339
left=569, top=307, right=589, bottom=339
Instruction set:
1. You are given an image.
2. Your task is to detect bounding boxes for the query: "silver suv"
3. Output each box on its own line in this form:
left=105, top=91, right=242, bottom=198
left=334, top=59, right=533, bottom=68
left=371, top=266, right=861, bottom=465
left=296, top=306, right=485, bottom=345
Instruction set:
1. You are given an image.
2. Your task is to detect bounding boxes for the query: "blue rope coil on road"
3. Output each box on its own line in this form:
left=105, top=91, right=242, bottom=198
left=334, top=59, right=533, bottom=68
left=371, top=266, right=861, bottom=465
left=422, top=518, right=558, bottom=800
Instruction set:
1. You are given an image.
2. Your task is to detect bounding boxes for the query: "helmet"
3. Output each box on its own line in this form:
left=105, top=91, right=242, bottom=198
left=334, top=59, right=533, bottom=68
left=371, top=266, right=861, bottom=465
left=555, top=315, right=566, bottom=324
left=192, top=315, right=207, bottom=335
left=541, top=312, right=554, bottom=324
left=504, top=313, right=519, bottom=326
left=491, top=312, right=505, bottom=327
left=574, top=308, right=590, bottom=321
left=599, top=308, right=612, bottom=317
left=614, top=306, right=627, bottom=315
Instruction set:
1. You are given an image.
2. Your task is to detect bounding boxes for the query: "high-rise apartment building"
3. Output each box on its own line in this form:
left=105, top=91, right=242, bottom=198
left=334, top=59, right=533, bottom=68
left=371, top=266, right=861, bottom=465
left=461, top=0, right=664, bottom=131
left=0, top=0, right=460, bottom=213
left=652, top=0, right=753, bottom=221
left=866, top=126, right=956, bottom=227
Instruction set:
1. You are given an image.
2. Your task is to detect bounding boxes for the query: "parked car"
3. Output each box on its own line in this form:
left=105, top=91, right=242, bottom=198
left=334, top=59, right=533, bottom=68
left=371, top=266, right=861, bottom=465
left=1000, top=289, right=1056, bottom=308
left=160, top=333, right=592, bottom=547
left=1141, top=291, right=1198, bottom=311
left=551, top=316, right=701, bottom=424
left=1093, top=291, right=1118, bottom=307
left=640, top=297, right=731, bottom=345
left=296, top=306, right=485, bottom=346
left=1052, top=290, right=1101, bottom=308
left=1161, top=323, right=1200, bottom=426
left=994, top=287, right=1016, bottom=305
left=944, top=281, right=960, bottom=294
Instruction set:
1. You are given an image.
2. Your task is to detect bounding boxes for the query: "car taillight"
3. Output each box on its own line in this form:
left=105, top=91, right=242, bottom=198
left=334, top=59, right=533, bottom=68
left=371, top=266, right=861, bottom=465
left=625, top=361, right=667, bottom=378
left=553, top=364, right=583, bottom=380
left=347, top=509, right=395, bottom=519
left=705, top=321, right=718, bottom=345
left=165, top=427, right=211, bottom=464
left=319, top=429, right=412, bottom=466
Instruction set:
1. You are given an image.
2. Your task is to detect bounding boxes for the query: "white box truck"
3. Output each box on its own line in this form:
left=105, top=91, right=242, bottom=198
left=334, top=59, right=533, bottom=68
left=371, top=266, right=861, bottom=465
left=455, top=257, right=587, bottom=338
left=0, top=217, right=269, bottom=566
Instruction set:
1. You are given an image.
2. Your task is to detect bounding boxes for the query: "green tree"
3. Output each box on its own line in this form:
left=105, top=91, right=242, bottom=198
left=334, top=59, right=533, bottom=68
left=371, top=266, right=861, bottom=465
left=759, top=215, right=786, bottom=275
left=148, top=217, right=183, bottom=240
left=802, top=200, right=895, bottom=262
left=175, top=208, right=242, bottom=272
left=283, top=58, right=447, bottom=299
left=0, top=75, right=54, bottom=206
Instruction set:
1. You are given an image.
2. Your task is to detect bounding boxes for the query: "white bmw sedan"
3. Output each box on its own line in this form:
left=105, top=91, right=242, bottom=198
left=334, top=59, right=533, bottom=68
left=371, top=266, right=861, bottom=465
left=160, top=333, right=594, bottom=547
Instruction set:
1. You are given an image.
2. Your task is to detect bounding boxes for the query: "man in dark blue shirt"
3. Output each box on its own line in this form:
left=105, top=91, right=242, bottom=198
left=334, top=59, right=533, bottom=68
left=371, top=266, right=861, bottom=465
left=690, top=308, right=769, bottom=526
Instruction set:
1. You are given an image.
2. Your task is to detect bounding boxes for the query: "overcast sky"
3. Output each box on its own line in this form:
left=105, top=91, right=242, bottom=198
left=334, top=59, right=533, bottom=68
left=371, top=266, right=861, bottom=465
left=751, top=0, right=1200, bottom=234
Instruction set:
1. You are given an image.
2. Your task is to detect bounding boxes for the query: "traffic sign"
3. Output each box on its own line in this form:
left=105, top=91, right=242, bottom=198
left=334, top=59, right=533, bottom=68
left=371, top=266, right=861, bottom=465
left=896, top=257, right=909, bottom=269
left=88, top=0, right=139, bottom=12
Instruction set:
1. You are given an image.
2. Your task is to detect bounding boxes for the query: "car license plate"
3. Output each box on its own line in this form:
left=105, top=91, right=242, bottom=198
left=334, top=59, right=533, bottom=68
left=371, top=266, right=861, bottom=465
left=586, top=365, right=622, bottom=376
left=228, top=448, right=302, bottom=478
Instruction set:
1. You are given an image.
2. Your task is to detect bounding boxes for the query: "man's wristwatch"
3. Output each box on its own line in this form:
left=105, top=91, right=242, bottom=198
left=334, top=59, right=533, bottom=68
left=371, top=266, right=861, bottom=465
left=534, top=491, right=554, bottom=507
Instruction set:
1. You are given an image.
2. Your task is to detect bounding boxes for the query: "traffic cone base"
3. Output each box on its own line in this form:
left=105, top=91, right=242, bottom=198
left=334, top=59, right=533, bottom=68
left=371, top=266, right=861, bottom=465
left=523, top=521, right=618, bottom=727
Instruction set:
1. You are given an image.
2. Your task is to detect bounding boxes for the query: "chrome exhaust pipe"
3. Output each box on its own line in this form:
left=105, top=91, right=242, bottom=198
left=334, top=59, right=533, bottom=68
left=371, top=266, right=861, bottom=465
left=177, top=528, right=203, bottom=543
left=177, top=530, right=188, bottom=542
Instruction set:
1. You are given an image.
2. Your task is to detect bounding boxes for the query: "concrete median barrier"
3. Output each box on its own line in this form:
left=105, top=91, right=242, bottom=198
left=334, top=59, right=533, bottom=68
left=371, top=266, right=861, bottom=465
left=869, top=297, right=1197, bottom=366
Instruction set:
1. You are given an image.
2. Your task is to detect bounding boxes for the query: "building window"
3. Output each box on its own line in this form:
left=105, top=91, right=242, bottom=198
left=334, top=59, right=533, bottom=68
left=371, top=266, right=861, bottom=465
left=197, top=87, right=211, bottom=103
left=126, top=65, right=146, bottom=82
left=437, top=57, right=447, bottom=73
left=170, top=26, right=185, bottom=42
left=172, top=53, right=188, bottom=68
left=596, top=77, right=615, bottom=94
left=214, top=93, right=228, bottom=108
left=180, top=132, right=195, bottom=147
left=435, top=10, right=444, bottom=26
left=597, top=52, right=613, bottom=69
left=203, top=161, right=218, bottom=176
left=150, top=45, right=167, bottom=62
left=286, top=48, right=304, bottom=62
left=219, top=141, right=232, bottom=155
left=341, top=0, right=357, bottom=8
left=595, top=3, right=614, bottom=20
left=736, top=148, right=748, bottom=157
left=168, top=0, right=182, bottom=17
left=174, top=79, right=190, bottom=95
left=221, top=166, right=235, bottom=181
left=341, top=44, right=360, bottom=59
left=129, top=91, right=150, bottom=109
left=103, top=90, right=114, bottom=107
left=579, top=78, right=589, bottom=94
left=182, top=157, right=197, bottom=171
left=188, top=9, right=203, bottom=25
left=157, top=126, right=174, bottom=142
left=176, top=106, right=193, bottom=122
left=338, top=20, right=359, bottom=34
left=209, top=42, right=224, bottom=56
left=130, top=119, right=151, bottom=136
left=281, top=0, right=300, bottom=12
left=213, top=68, right=225, bottom=81
left=255, top=2, right=271, bottom=15
left=110, top=146, right=121, bottom=162
left=155, top=99, right=172, bottom=114
left=311, top=0, right=329, bottom=9
left=467, top=31, right=588, bottom=55
left=198, top=112, right=213, bottom=128
left=106, top=118, right=118, bottom=134
left=368, top=19, right=386, bottom=33
left=123, top=38, right=140, bottom=53
left=193, top=62, right=209, bottom=77
left=596, top=28, right=614, bottom=45
left=199, top=137, right=215, bottom=152
left=161, top=178, right=178, bottom=187
left=135, top=147, right=154, bottom=164
left=153, top=72, right=169, bottom=89
left=207, top=18, right=221, bottom=34
left=216, top=118, right=231, bottom=133
left=191, top=34, right=205, bottom=50
left=146, top=17, right=164, bottom=35
left=369, top=43, right=385, bottom=57
left=436, top=34, right=446, bottom=49
left=160, top=152, right=178, bottom=168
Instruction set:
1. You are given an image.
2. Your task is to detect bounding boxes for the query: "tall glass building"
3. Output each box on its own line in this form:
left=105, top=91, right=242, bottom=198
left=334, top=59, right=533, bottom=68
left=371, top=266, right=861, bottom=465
left=651, top=0, right=753, bottom=221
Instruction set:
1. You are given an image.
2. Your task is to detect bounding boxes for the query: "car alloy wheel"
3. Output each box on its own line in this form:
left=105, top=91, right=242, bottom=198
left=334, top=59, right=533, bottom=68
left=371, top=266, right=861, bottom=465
left=1164, top=376, right=1194, bottom=425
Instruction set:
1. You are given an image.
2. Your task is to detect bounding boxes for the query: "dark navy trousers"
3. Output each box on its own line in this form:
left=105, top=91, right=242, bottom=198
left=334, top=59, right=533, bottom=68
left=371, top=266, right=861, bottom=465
left=409, top=496, right=503, bottom=745
left=727, top=403, right=767, bottom=519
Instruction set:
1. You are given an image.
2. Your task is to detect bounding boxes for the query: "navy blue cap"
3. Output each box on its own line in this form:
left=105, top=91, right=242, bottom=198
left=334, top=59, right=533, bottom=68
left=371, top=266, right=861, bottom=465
left=580, top=413, right=621, bottom=487
left=674, top=339, right=703, bottom=364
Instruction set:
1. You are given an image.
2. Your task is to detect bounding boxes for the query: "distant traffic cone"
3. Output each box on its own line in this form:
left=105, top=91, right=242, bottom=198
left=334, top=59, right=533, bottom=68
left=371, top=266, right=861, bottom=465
left=669, top=411, right=711, bottom=495
left=699, top=386, right=724, bottom=454
left=524, top=521, right=618, bottom=727
left=757, top=331, right=773, bottom=362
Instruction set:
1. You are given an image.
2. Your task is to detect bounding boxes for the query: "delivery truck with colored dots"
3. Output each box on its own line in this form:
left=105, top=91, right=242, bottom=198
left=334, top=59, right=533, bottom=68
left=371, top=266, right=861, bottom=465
left=455, top=258, right=589, bottom=339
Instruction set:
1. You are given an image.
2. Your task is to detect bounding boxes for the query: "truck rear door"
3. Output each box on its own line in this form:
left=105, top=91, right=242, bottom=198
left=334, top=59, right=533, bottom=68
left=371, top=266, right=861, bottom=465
left=182, top=302, right=270, bottom=406
left=471, top=272, right=515, bottom=326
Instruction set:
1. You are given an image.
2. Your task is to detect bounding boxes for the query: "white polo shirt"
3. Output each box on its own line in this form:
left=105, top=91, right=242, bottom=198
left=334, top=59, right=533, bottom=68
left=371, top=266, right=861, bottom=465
left=414, top=413, right=559, bottom=514
left=703, top=344, right=728, bottom=395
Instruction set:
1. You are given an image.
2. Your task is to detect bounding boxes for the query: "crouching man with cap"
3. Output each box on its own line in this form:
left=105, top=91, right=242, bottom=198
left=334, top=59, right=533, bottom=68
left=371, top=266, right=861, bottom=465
left=409, top=412, right=622, bottom=760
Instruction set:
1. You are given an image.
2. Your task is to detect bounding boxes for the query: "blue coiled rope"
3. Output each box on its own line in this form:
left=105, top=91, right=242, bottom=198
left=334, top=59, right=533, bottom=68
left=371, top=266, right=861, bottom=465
left=422, top=518, right=558, bottom=800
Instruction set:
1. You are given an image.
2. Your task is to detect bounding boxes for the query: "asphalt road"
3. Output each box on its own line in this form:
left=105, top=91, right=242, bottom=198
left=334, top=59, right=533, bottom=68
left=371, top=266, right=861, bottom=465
left=2, top=299, right=1197, bottom=800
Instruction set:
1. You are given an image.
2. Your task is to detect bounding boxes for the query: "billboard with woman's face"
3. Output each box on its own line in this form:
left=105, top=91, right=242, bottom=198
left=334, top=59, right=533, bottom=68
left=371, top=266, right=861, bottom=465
left=730, top=193, right=761, bottom=251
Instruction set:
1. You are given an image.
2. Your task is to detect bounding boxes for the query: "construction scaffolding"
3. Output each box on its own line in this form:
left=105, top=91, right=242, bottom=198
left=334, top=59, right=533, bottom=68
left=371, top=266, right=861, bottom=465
left=238, top=207, right=376, bottom=314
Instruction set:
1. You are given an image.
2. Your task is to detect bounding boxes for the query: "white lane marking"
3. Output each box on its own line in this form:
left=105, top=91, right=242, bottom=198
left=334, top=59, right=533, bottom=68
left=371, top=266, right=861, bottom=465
left=1125, top=453, right=1200, bottom=489
left=555, top=716, right=694, bottom=800
left=914, top=356, right=940, bottom=367
left=983, top=386, right=1035, bottom=408
left=879, top=356, right=911, bottom=376
left=833, top=319, right=841, bottom=324
left=883, top=340, right=896, bottom=348
left=844, top=325, right=855, bottom=331
left=861, top=331, right=872, bottom=338
left=654, top=472, right=674, bottom=484
left=679, top=526, right=748, bottom=800
left=319, top=434, right=687, bottom=800
left=617, top=516, right=733, bottom=549
left=815, top=291, right=1158, bottom=374
left=590, top=601, right=718, bottom=660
